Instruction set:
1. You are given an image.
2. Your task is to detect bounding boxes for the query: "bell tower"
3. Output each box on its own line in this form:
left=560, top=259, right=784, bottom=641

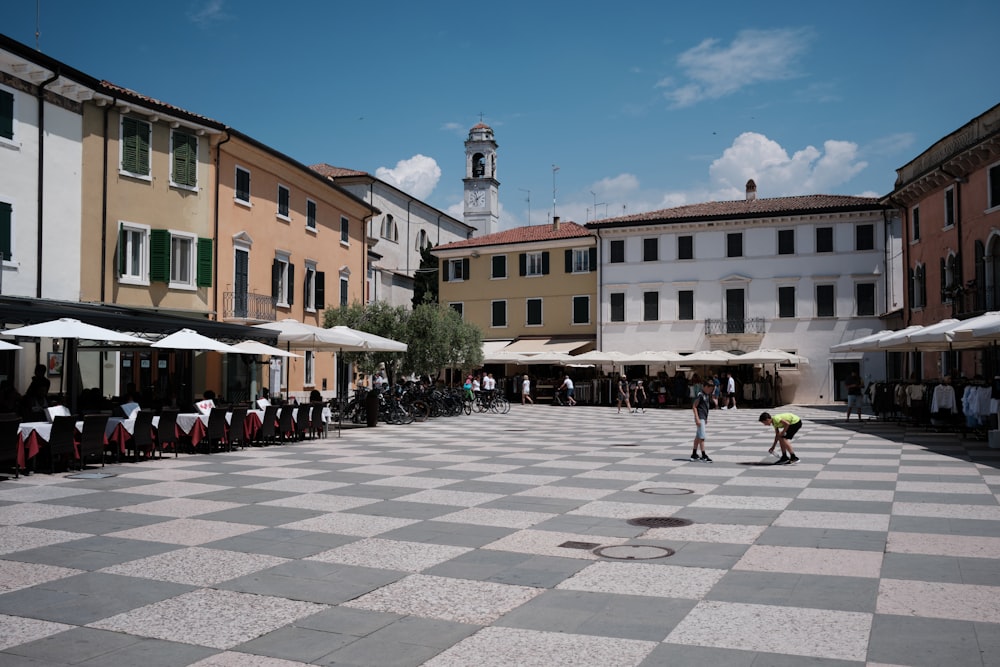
left=463, top=122, right=499, bottom=236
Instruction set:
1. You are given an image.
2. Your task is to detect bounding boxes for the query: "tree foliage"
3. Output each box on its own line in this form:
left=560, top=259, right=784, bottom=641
left=323, top=301, right=408, bottom=380
left=411, top=244, right=439, bottom=307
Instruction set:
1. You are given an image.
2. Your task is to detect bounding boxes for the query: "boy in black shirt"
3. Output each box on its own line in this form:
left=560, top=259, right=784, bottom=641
left=691, top=380, right=714, bottom=462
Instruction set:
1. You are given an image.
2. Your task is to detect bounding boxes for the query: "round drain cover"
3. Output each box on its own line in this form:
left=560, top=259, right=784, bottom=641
left=594, top=545, right=674, bottom=560
left=639, top=487, right=694, bottom=495
left=627, top=517, right=693, bottom=528
left=66, top=472, right=116, bottom=479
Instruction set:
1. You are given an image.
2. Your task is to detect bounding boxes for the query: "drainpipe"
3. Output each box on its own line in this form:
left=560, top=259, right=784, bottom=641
left=595, top=228, right=603, bottom=351
left=35, top=68, right=60, bottom=299
left=212, top=130, right=232, bottom=319
left=99, top=96, right=119, bottom=303
left=406, top=200, right=412, bottom=278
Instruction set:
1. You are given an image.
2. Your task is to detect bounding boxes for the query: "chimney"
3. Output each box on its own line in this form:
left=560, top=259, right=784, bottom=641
left=746, top=179, right=757, bottom=201
left=552, top=216, right=560, bottom=231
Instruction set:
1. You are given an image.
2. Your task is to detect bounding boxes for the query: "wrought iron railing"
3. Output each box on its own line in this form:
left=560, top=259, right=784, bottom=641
left=223, top=291, right=276, bottom=322
left=704, top=317, right=766, bottom=335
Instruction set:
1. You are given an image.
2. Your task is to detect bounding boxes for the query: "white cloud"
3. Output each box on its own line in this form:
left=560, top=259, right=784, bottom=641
left=660, top=28, right=811, bottom=108
left=188, top=0, right=229, bottom=26
left=375, top=155, right=441, bottom=200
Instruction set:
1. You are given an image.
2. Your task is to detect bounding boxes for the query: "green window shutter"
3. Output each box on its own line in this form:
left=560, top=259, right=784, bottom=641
left=122, top=117, right=150, bottom=176
left=172, top=132, right=197, bottom=186
left=287, top=263, right=295, bottom=306
left=565, top=249, right=572, bottom=273
left=0, top=202, right=11, bottom=261
left=117, top=223, right=125, bottom=275
left=149, top=229, right=170, bottom=282
left=315, top=271, right=325, bottom=309
left=196, top=237, right=213, bottom=287
left=0, top=89, right=13, bottom=140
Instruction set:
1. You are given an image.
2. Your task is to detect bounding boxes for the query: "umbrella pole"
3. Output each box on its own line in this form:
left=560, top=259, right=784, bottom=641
left=337, top=348, right=343, bottom=438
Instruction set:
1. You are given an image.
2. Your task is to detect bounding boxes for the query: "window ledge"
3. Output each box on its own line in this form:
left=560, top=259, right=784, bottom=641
left=119, top=276, right=150, bottom=287
left=0, top=139, right=20, bottom=152
left=119, top=170, right=152, bottom=183
left=168, top=282, right=197, bottom=291
left=170, top=182, right=199, bottom=193
left=306, top=226, right=317, bottom=235
left=235, top=198, right=252, bottom=209
left=277, top=214, right=291, bottom=223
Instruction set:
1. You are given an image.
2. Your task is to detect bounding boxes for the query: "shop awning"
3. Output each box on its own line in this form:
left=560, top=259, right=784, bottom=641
left=503, top=337, right=594, bottom=354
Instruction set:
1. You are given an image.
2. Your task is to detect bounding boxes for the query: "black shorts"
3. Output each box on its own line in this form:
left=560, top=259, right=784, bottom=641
left=783, top=420, right=802, bottom=440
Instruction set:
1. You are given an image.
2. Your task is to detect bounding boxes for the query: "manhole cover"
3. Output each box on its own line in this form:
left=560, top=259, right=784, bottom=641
left=66, top=472, right=117, bottom=479
left=627, top=517, right=693, bottom=528
left=559, top=541, right=601, bottom=550
left=639, top=487, right=694, bottom=495
left=594, top=545, right=674, bottom=560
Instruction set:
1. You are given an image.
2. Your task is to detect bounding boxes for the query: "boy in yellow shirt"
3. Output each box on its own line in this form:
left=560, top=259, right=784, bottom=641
left=759, top=412, right=801, bottom=465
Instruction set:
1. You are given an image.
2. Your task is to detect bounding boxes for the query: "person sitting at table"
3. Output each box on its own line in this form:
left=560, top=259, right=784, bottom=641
left=309, top=389, right=323, bottom=403
left=22, top=364, right=50, bottom=421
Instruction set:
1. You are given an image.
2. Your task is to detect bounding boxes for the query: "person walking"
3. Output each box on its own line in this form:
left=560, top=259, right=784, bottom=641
left=633, top=380, right=647, bottom=413
left=616, top=374, right=632, bottom=413
left=845, top=371, right=863, bottom=422
left=521, top=374, right=534, bottom=405
left=559, top=375, right=576, bottom=406
left=759, top=411, right=801, bottom=465
left=690, top=380, right=714, bottom=462
left=724, top=372, right=738, bottom=410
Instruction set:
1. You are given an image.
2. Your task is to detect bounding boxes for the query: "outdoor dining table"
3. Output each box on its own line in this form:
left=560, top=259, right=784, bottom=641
left=16, top=418, right=110, bottom=468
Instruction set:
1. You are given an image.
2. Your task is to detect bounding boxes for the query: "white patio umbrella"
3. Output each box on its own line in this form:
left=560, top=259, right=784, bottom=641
left=946, top=311, right=1000, bottom=346
left=571, top=350, right=633, bottom=365
left=253, top=319, right=367, bottom=352
left=2, top=318, right=150, bottom=414
left=681, top=349, right=738, bottom=365
left=518, top=351, right=577, bottom=365
left=231, top=340, right=302, bottom=358
left=900, top=318, right=964, bottom=351
left=728, top=349, right=810, bottom=365
left=829, top=330, right=894, bottom=353
left=328, top=325, right=407, bottom=352
left=623, top=350, right=685, bottom=364
left=151, top=329, right=243, bottom=353
left=875, top=324, right=933, bottom=351
left=483, top=350, right=529, bottom=364
left=0, top=339, right=22, bottom=351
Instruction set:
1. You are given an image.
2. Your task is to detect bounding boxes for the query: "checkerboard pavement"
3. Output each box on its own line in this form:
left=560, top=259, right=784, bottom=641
left=1, top=404, right=999, bottom=666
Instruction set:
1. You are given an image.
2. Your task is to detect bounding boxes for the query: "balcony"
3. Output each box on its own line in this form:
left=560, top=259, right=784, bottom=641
left=704, top=317, right=766, bottom=336
left=223, top=291, right=277, bottom=323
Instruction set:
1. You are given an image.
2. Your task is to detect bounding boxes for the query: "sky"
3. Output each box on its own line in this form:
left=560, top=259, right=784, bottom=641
left=5, top=0, right=999, bottom=231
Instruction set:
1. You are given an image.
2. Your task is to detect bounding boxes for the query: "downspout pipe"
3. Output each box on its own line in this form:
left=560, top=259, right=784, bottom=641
left=595, top=228, right=603, bottom=352
left=212, top=129, right=232, bottom=319
left=35, top=68, right=60, bottom=299
left=99, top=96, right=119, bottom=303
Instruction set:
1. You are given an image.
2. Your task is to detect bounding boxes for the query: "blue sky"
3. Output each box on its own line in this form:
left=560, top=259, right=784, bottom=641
left=5, top=0, right=999, bottom=230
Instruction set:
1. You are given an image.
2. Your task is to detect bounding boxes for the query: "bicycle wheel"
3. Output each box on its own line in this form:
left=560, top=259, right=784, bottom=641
left=463, top=399, right=472, bottom=415
left=500, top=396, right=511, bottom=414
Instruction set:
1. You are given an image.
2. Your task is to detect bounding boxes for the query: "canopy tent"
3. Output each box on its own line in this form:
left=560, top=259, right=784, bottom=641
left=728, top=349, right=809, bottom=365
left=680, top=349, right=739, bottom=365
left=151, top=329, right=244, bottom=353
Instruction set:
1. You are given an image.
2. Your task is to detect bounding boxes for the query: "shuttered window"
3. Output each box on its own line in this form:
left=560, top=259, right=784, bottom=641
left=121, top=116, right=151, bottom=176
left=0, top=201, right=11, bottom=260
left=0, top=88, right=13, bottom=141
left=196, top=238, right=213, bottom=287
left=149, top=229, right=170, bottom=283
left=171, top=131, right=198, bottom=187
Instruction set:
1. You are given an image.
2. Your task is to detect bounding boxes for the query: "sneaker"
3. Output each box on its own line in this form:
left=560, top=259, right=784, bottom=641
left=720, top=406, right=728, bottom=410
left=689, top=454, right=700, bottom=461
left=775, top=456, right=790, bottom=465
left=700, top=454, right=713, bottom=463
left=786, top=456, right=800, bottom=465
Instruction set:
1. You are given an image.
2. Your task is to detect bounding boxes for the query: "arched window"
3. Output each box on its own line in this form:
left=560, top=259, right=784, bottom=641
left=472, top=152, right=486, bottom=178
left=986, top=234, right=1000, bottom=311
left=975, top=240, right=986, bottom=310
left=381, top=215, right=398, bottom=242
left=910, top=263, right=927, bottom=309
left=415, top=229, right=429, bottom=251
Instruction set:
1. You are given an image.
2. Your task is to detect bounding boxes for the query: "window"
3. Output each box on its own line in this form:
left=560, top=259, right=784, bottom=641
left=778, top=229, right=794, bottom=255
left=678, top=235, right=693, bottom=260
left=121, top=116, right=151, bottom=177
left=609, top=293, right=625, bottom=322
left=609, top=239, right=624, bottom=263
left=909, top=264, right=927, bottom=309
left=277, top=185, right=290, bottom=219
left=816, top=284, right=835, bottom=317
left=643, top=238, right=658, bottom=261
left=304, top=351, right=315, bottom=387
left=643, top=291, right=659, bottom=321
left=816, top=227, right=833, bottom=253
left=118, top=223, right=149, bottom=284
left=415, top=229, right=430, bottom=249
left=0, top=85, right=15, bottom=143
left=942, top=253, right=959, bottom=302
left=678, top=290, right=694, bottom=320
left=381, top=215, right=398, bottom=241
left=726, top=232, right=743, bottom=258
left=491, top=255, right=507, bottom=279
left=855, top=224, right=874, bottom=251
left=491, top=300, right=507, bottom=327
left=856, top=282, right=875, bottom=316
left=169, top=130, right=197, bottom=188
left=449, top=302, right=463, bottom=317
left=0, top=200, right=11, bottom=261
left=446, top=258, right=469, bottom=281
left=526, top=298, right=542, bottom=326
left=340, top=274, right=349, bottom=306
left=566, top=247, right=595, bottom=273
left=235, top=166, right=251, bottom=204
left=778, top=286, right=796, bottom=318
left=169, top=233, right=195, bottom=288
left=306, top=199, right=317, bottom=230
left=989, top=163, right=1000, bottom=210
left=911, top=206, right=921, bottom=241
left=340, top=216, right=350, bottom=244
left=944, top=187, right=956, bottom=227
left=304, top=262, right=317, bottom=311
left=272, top=256, right=293, bottom=306
left=520, top=251, right=547, bottom=276
left=573, top=295, right=590, bottom=324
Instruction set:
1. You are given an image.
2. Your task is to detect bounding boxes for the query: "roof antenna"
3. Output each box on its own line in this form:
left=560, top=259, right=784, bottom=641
left=35, top=0, right=41, bottom=50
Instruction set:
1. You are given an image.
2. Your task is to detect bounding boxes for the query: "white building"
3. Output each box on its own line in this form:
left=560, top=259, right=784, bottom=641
left=311, top=164, right=474, bottom=308
left=588, top=181, right=901, bottom=404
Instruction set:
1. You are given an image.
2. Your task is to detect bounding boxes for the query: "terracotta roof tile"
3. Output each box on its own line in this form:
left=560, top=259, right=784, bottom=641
left=310, top=163, right=369, bottom=179
left=587, top=194, right=885, bottom=228
left=436, top=222, right=592, bottom=251
left=99, top=81, right=222, bottom=125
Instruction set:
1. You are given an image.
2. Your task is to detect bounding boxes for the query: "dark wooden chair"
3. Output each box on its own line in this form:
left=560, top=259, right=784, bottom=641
left=0, top=416, right=21, bottom=478
left=128, top=409, right=155, bottom=462
left=46, top=415, right=78, bottom=473
left=204, top=407, right=228, bottom=454
left=79, top=413, right=110, bottom=469
left=277, top=406, right=295, bottom=443
left=310, top=403, right=327, bottom=439
left=295, top=404, right=311, bottom=441
left=258, top=405, right=279, bottom=445
left=228, top=407, right=248, bottom=450
left=156, top=408, right=179, bottom=458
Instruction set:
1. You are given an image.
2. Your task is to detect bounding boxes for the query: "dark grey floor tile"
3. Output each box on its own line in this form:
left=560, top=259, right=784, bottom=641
left=234, top=625, right=358, bottom=662
left=888, top=515, right=1000, bottom=537
left=755, top=527, right=887, bottom=551
left=640, top=643, right=757, bottom=666
left=195, top=504, right=324, bottom=526
left=22, top=510, right=171, bottom=535
left=531, top=515, right=646, bottom=538
left=424, top=551, right=588, bottom=587
left=203, top=531, right=356, bottom=558
left=379, top=521, right=514, bottom=548
left=346, top=500, right=457, bottom=520
left=186, top=488, right=295, bottom=504
left=316, top=634, right=444, bottom=667
left=220, top=562, right=403, bottom=604
left=2, top=627, right=140, bottom=664
left=7, top=536, right=179, bottom=569
left=881, top=552, right=1000, bottom=586
left=38, top=492, right=164, bottom=511
left=296, top=606, right=402, bottom=636
left=706, top=570, right=878, bottom=612
left=867, top=614, right=993, bottom=667
left=785, top=499, right=893, bottom=513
